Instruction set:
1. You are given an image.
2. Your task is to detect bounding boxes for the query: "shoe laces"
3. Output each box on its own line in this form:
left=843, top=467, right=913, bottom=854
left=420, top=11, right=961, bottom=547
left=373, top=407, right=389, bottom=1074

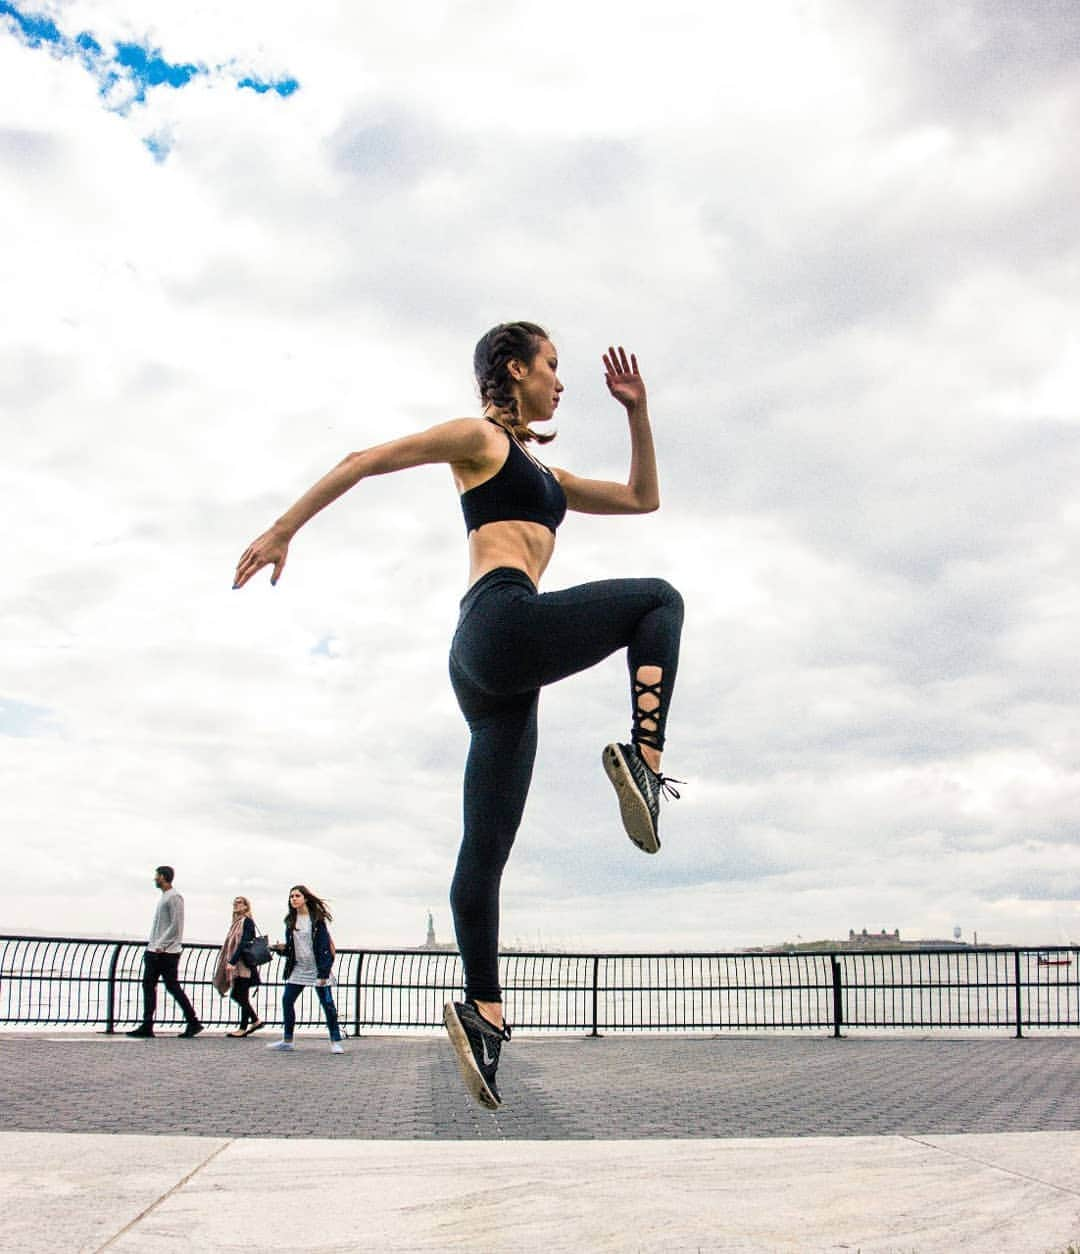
left=655, top=773, right=683, bottom=802
left=467, top=1002, right=512, bottom=1041
left=637, top=748, right=683, bottom=802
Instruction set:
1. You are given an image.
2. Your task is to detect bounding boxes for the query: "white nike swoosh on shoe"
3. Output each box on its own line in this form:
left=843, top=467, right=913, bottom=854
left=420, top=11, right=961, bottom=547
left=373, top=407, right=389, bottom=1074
left=481, top=1036, right=494, bottom=1066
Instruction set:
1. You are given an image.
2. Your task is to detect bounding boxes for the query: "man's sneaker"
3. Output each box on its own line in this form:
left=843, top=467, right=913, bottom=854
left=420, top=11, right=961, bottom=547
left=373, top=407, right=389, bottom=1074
left=330, top=1041, right=345, bottom=1054
left=125, top=1025, right=154, bottom=1038
left=443, top=1000, right=511, bottom=1109
left=178, top=1021, right=204, bottom=1039
left=266, top=1039, right=295, bottom=1051
left=602, top=742, right=682, bottom=854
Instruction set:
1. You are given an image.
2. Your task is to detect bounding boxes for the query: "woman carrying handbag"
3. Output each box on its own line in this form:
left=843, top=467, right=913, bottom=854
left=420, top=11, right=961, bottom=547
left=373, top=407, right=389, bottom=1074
left=213, top=895, right=266, bottom=1037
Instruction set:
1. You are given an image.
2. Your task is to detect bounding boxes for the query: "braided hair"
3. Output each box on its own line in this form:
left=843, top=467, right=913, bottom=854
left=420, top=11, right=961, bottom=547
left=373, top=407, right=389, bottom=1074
left=473, top=321, right=556, bottom=445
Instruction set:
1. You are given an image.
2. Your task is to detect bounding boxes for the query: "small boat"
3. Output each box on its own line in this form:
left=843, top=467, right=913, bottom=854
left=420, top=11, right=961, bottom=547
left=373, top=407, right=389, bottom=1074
left=1036, top=952, right=1073, bottom=967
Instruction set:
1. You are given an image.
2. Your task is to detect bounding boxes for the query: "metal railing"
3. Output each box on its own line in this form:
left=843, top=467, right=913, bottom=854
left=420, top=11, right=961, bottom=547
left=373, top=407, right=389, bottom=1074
left=1, top=936, right=1077, bottom=1036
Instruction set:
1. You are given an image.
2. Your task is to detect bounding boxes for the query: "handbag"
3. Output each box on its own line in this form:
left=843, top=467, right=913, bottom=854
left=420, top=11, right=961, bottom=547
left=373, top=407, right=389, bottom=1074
left=240, top=933, right=272, bottom=967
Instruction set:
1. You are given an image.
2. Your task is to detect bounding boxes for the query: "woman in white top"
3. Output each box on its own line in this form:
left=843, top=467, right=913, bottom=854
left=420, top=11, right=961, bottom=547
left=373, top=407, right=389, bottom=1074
left=267, top=885, right=343, bottom=1053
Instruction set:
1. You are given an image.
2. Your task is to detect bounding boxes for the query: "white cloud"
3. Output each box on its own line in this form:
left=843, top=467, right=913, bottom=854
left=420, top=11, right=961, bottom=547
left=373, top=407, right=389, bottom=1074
left=3, top=0, right=1079, bottom=955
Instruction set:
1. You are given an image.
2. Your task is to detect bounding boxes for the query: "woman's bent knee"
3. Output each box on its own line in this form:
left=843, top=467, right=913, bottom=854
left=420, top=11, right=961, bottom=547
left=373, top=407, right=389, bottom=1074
left=649, top=578, right=683, bottom=618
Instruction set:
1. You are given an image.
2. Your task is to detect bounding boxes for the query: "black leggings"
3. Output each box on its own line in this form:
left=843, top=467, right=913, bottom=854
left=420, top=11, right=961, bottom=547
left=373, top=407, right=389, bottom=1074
left=448, top=567, right=684, bottom=1003
left=230, top=977, right=259, bottom=1029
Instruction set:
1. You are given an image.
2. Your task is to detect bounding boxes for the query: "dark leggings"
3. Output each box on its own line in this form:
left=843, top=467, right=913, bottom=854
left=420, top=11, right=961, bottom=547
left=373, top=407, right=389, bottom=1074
left=230, top=977, right=259, bottom=1029
left=448, top=567, right=684, bottom=1003
left=281, top=981, right=342, bottom=1041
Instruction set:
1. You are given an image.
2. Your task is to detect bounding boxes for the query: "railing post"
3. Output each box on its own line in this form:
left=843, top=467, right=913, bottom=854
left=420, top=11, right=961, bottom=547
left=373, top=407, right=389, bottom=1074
left=830, top=955, right=843, bottom=1038
left=590, top=955, right=600, bottom=1037
left=352, top=951, right=365, bottom=1039
left=104, top=942, right=122, bottom=1034
left=1014, top=950, right=1023, bottom=1039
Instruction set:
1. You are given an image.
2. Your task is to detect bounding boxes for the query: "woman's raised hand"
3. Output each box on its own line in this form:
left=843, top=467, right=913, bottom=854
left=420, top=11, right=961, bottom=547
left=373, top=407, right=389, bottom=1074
left=233, top=526, right=290, bottom=589
left=603, top=346, right=647, bottom=412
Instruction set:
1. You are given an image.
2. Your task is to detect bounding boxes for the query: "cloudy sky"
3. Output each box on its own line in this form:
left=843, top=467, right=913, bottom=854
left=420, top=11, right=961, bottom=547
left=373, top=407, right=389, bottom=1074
left=3, top=0, right=1078, bottom=952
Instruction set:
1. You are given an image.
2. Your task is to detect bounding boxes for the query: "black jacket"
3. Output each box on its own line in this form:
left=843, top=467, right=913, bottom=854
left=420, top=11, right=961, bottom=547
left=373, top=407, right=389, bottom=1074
left=227, top=917, right=262, bottom=988
left=281, top=917, right=334, bottom=981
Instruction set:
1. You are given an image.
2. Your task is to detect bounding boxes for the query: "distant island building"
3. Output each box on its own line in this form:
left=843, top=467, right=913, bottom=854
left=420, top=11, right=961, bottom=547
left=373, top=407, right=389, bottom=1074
left=758, top=927, right=983, bottom=953
left=843, top=927, right=974, bottom=950
left=848, top=928, right=901, bottom=945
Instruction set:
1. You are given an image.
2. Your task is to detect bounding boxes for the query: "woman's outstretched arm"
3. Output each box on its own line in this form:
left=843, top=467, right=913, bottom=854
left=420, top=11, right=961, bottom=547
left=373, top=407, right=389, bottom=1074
left=552, top=347, right=660, bottom=516
left=232, top=418, right=488, bottom=588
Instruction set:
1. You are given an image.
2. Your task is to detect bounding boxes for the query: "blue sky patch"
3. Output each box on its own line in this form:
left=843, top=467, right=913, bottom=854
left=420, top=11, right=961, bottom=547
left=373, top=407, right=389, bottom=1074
left=143, top=130, right=172, bottom=163
left=114, top=41, right=202, bottom=102
left=0, top=697, right=61, bottom=739
left=0, top=0, right=59, bottom=46
left=0, top=1, right=298, bottom=143
left=238, top=74, right=299, bottom=98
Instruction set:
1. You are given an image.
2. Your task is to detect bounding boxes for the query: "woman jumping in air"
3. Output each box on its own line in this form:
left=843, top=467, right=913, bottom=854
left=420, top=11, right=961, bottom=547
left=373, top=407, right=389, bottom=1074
left=234, top=322, right=684, bottom=1108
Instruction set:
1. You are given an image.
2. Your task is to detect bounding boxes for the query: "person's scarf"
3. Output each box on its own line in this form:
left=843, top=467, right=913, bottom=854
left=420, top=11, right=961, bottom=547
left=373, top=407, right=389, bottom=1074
left=213, top=915, right=249, bottom=995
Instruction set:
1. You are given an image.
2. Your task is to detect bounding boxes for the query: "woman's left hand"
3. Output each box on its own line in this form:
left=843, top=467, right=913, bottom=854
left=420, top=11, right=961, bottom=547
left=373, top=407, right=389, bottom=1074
left=603, top=346, right=647, bottom=411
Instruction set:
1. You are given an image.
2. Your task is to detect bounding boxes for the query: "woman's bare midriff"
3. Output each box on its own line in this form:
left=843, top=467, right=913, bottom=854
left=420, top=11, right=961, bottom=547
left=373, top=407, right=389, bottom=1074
left=467, top=520, right=555, bottom=589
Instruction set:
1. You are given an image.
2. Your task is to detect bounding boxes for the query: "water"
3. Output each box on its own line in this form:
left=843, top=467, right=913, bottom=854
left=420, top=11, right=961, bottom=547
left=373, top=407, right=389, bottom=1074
left=2, top=940, right=1077, bottom=1033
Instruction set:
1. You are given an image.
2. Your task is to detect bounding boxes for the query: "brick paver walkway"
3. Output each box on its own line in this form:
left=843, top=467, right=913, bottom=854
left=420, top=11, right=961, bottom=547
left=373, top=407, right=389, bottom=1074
left=3, top=1032, right=1078, bottom=1141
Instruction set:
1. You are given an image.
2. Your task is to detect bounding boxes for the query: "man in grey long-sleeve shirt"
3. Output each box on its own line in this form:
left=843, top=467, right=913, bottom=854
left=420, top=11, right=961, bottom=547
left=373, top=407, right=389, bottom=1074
left=126, top=866, right=203, bottom=1038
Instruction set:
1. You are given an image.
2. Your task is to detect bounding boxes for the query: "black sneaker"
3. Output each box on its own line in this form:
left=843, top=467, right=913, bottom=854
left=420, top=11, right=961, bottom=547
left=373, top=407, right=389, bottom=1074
left=602, top=742, right=682, bottom=854
left=178, top=1021, right=204, bottom=1039
left=125, top=1025, right=154, bottom=1038
left=443, top=1000, right=511, bottom=1109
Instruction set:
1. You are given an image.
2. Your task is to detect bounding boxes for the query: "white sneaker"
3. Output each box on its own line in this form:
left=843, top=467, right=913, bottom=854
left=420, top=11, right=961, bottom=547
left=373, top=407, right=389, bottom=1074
left=330, top=1041, right=345, bottom=1054
left=266, top=1039, right=294, bottom=1051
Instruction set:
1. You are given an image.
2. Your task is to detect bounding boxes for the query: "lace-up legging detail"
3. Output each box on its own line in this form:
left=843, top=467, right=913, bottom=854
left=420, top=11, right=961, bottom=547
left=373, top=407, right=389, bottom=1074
left=448, top=567, right=684, bottom=1003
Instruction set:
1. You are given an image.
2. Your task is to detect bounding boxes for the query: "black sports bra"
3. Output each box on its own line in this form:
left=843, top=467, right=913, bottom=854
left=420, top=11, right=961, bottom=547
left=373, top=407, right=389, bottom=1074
left=460, top=424, right=567, bottom=535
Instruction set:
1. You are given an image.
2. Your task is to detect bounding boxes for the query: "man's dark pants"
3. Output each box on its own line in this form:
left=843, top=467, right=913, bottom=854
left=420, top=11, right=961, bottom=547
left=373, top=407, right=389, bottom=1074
left=140, top=951, right=198, bottom=1027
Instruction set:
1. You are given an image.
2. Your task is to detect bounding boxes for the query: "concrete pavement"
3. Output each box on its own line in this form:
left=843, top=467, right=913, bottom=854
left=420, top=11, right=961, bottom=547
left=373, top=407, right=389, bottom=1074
left=1, top=1032, right=1078, bottom=1252
left=3, top=1130, right=1079, bottom=1253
